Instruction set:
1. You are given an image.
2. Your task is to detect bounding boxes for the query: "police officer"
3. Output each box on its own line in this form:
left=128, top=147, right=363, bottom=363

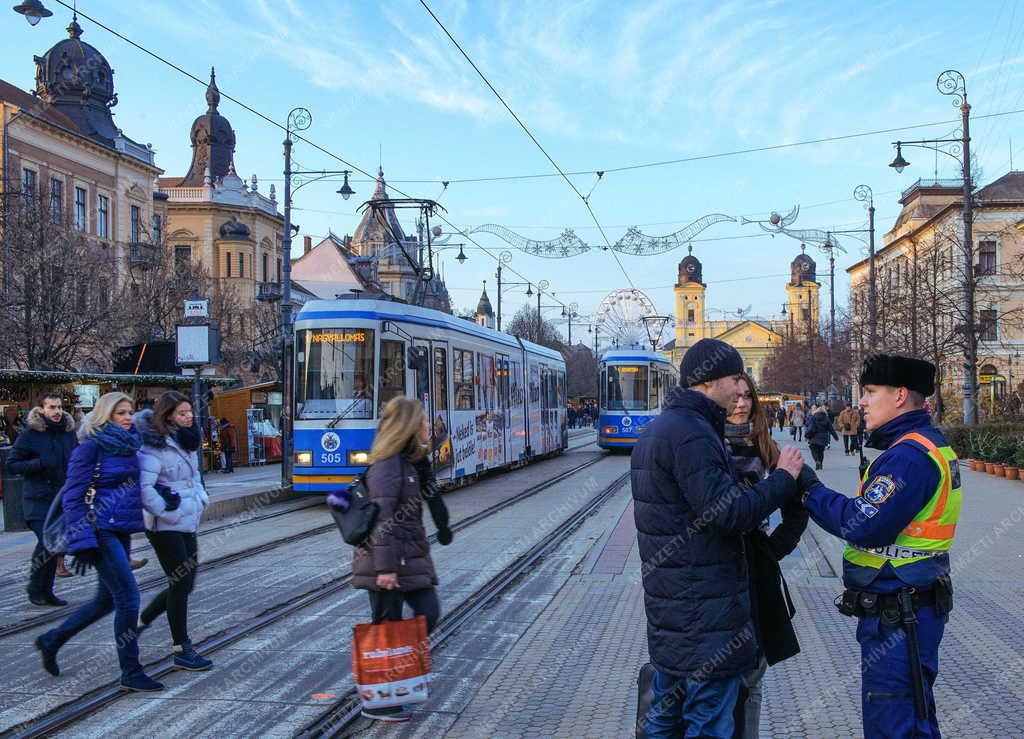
left=799, top=355, right=959, bottom=738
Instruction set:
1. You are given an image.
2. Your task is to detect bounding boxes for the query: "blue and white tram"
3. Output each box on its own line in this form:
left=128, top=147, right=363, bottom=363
left=292, top=297, right=568, bottom=493
left=597, top=349, right=678, bottom=450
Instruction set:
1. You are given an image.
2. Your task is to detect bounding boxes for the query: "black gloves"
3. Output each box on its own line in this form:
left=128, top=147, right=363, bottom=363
left=155, top=483, right=181, bottom=512
left=796, top=464, right=823, bottom=502
left=436, top=526, right=453, bottom=546
left=72, top=548, right=100, bottom=575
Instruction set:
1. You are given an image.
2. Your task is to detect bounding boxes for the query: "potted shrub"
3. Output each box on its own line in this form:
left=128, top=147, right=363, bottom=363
left=993, top=437, right=1019, bottom=478
left=1014, top=449, right=1024, bottom=482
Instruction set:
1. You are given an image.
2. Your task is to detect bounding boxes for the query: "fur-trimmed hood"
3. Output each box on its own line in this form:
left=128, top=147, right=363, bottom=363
left=26, top=407, right=75, bottom=433
left=132, top=408, right=168, bottom=448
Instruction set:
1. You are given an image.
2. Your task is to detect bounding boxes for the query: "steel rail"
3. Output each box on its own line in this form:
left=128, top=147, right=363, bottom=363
left=6, top=452, right=611, bottom=739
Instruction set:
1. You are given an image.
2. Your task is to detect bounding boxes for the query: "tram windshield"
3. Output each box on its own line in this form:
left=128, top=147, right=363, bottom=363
left=295, top=328, right=375, bottom=419
left=606, top=365, right=649, bottom=411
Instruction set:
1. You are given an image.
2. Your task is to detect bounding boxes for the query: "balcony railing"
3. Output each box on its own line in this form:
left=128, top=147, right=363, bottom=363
left=900, top=178, right=964, bottom=201
left=128, top=242, right=159, bottom=270
left=257, top=282, right=282, bottom=302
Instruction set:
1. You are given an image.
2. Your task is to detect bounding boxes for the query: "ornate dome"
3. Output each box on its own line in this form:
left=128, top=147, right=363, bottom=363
left=218, top=216, right=251, bottom=241
left=33, top=16, right=118, bottom=145
left=351, top=169, right=408, bottom=253
left=790, top=253, right=817, bottom=285
left=677, top=254, right=703, bottom=286
left=180, top=68, right=237, bottom=186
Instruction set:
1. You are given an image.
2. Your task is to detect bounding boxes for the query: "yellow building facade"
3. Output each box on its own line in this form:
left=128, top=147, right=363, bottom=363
left=662, top=250, right=820, bottom=385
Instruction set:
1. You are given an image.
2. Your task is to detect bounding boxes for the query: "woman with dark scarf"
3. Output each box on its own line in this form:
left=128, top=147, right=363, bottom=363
left=724, top=375, right=809, bottom=739
left=34, top=392, right=165, bottom=692
left=134, top=391, right=212, bottom=672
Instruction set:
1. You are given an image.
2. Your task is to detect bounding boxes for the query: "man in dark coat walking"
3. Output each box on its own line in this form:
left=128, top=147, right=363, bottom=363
left=7, top=393, right=78, bottom=606
left=631, top=339, right=805, bottom=738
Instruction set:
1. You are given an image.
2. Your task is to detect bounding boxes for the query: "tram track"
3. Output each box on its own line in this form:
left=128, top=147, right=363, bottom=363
left=298, top=470, right=631, bottom=738
left=5, top=450, right=615, bottom=739
left=0, top=437, right=599, bottom=639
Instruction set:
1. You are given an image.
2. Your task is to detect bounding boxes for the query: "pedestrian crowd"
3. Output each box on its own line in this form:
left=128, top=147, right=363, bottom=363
left=567, top=401, right=598, bottom=429
left=632, top=339, right=959, bottom=738
left=15, top=390, right=214, bottom=692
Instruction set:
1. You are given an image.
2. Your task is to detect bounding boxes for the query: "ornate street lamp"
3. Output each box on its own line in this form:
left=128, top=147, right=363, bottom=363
left=335, top=171, right=354, bottom=200
left=13, top=0, right=51, bottom=25
left=888, top=69, right=978, bottom=423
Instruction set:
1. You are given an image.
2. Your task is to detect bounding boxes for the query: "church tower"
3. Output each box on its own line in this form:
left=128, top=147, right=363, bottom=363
left=475, top=281, right=495, bottom=329
left=786, top=249, right=820, bottom=337
left=673, top=247, right=706, bottom=349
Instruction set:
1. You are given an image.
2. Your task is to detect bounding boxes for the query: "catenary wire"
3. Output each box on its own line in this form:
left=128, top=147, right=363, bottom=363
left=47, top=0, right=574, bottom=310
left=416, top=0, right=635, bottom=292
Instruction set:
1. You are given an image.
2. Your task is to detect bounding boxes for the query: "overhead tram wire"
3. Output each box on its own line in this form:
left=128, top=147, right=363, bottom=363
left=47, top=1, right=573, bottom=311
left=417, top=0, right=637, bottom=292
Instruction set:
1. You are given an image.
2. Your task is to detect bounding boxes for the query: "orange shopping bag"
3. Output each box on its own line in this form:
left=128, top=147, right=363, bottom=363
left=352, top=615, right=432, bottom=709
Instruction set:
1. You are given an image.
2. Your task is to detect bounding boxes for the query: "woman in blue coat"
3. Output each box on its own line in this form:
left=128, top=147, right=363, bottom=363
left=34, top=392, right=165, bottom=692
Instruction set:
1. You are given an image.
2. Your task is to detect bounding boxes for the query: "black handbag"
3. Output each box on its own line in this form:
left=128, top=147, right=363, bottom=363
left=328, top=470, right=379, bottom=547
left=42, top=455, right=101, bottom=555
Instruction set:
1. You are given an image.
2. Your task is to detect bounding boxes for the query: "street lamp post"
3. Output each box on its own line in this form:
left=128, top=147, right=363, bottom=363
left=889, top=69, right=977, bottom=423
left=854, top=185, right=878, bottom=345
left=280, top=108, right=356, bottom=489
left=494, top=250, right=533, bottom=332
left=535, top=281, right=557, bottom=341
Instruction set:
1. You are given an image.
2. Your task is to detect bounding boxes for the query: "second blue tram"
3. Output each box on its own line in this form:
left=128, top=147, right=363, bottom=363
left=597, top=349, right=678, bottom=450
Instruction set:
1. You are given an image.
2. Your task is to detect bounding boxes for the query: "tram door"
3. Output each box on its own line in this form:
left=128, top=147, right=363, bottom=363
left=427, top=341, right=453, bottom=479
left=497, top=353, right=511, bottom=464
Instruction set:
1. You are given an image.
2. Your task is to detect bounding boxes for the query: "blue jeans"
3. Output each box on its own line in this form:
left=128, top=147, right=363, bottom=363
left=858, top=605, right=945, bottom=738
left=47, top=531, right=142, bottom=679
left=644, top=668, right=742, bottom=738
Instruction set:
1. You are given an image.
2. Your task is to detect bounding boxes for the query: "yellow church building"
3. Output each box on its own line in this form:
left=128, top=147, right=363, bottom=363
left=661, top=248, right=821, bottom=385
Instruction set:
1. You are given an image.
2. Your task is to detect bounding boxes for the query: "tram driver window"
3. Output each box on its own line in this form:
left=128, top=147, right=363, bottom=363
left=606, top=365, right=649, bottom=411
left=294, top=329, right=374, bottom=420
left=378, top=340, right=407, bottom=413
left=454, top=349, right=475, bottom=410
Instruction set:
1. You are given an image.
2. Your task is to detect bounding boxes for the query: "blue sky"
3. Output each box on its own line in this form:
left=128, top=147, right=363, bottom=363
left=4, top=0, right=1021, bottom=338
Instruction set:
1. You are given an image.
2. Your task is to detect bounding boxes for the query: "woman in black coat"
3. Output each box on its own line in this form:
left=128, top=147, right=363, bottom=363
left=805, top=406, right=839, bottom=471
left=6, top=394, right=77, bottom=606
left=725, top=375, right=809, bottom=739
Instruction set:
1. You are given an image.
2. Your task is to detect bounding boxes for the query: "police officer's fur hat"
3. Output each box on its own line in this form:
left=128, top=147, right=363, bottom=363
left=859, top=354, right=935, bottom=397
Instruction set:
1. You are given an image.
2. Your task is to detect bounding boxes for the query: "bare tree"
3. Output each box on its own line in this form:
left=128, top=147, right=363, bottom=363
left=566, top=344, right=598, bottom=397
left=0, top=184, right=120, bottom=369
left=505, top=304, right=565, bottom=352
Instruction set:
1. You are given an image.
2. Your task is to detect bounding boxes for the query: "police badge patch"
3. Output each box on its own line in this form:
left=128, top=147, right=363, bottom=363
left=863, top=476, right=897, bottom=504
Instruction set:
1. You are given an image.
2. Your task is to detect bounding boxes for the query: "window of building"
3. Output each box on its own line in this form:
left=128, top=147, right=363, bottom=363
left=687, top=309, right=695, bottom=323
left=226, top=251, right=232, bottom=277
left=978, top=240, right=996, bottom=276
left=130, top=204, right=141, bottom=242
left=238, top=252, right=245, bottom=278
left=979, top=309, right=998, bottom=341
left=152, top=214, right=162, bottom=244
left=174, top=246, right=191, bottom=272
left=261, top=252, right=269, bottom=282
left=802, top=308, right=810, bottom=323
left=22, top=168, right=36, bottom=199
left=97, top=194, right=109, bottom=238
left=74, top=186, right=86, bottom=231
left=277, top=257, right=282, bottom=283
left=453, top=349, right=475, bottom=410
left=49, top=177, right=63, bottom=219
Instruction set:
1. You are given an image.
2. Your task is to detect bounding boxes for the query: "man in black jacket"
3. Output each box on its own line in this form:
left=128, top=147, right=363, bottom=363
left=632, top=339, right=804, bottom=738
left=7, top=393, right=78, bottom=606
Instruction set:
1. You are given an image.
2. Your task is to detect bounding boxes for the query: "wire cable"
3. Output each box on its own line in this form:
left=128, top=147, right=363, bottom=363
left=46, top=0, right=573, bottom=310
left=417, top=0, right=636, bottom=291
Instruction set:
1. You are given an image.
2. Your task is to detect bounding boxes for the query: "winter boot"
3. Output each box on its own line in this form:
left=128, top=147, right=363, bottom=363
left=120, top=671, right=165, bottom=692
left=34, top=632, right=61, bottom=676
left=173, top=640, right=213, bottom=671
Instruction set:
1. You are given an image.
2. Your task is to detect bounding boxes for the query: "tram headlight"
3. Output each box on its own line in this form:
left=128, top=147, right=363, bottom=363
left=603, top=425, right=618, bottom=435
left=295, top=450, right=313, bottom=467
left=348, top=450, right=370, bottom=465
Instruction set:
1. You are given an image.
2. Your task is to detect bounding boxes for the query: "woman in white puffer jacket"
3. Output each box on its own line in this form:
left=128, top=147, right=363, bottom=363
left=134, top=391, right=212, bottom=672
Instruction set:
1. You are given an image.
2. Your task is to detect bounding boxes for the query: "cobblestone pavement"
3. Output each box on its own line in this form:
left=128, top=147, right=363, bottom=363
left=12, top=447, right=623, bottom=736
left=429, top=435, right=1024, bottom=737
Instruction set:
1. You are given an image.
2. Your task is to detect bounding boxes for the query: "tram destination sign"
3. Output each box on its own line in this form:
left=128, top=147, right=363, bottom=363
left=309, top=330, right=367, bottom=343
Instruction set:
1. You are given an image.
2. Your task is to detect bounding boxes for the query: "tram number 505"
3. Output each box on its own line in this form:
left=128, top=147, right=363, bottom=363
left=320, top=452, right=344, bottom=465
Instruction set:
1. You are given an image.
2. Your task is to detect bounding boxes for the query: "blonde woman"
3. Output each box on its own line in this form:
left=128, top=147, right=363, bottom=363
left=34, top=392, right=165, bottom=692
left=351, top=397, right=440, bottom=724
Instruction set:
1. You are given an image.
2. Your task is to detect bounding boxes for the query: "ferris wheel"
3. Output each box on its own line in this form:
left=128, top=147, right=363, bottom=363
left=595, top=289, right=657, bottom=348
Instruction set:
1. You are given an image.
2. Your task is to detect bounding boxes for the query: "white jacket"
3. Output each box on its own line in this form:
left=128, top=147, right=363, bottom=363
left=134, top=410, right=209, bottom=533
